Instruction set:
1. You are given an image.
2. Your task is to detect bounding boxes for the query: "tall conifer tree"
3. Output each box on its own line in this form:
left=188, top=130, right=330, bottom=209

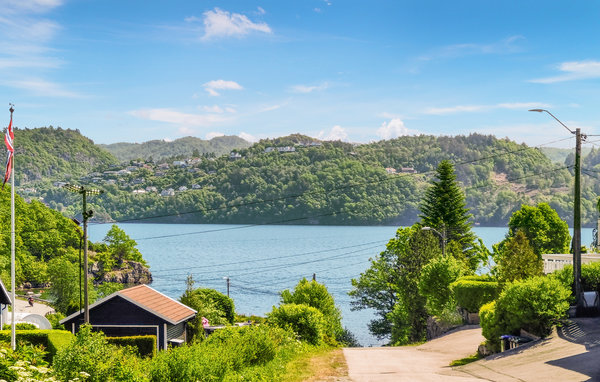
left=419, top=160, right=476, bottom=262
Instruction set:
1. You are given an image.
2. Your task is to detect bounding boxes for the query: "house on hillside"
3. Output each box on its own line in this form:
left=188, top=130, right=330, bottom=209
left=60, top=285, right=196, bottom=350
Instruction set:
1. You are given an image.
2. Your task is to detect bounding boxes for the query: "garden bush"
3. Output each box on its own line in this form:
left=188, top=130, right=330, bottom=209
left=107, top=335, right=157, bottom=357
left=1, top=323, right=37, bottom=330
left=267, top=303, right=325, bottom=345
left=451, top=277, right=500, bottom=313
left=53, top=325, right=148, bottom=382
left=0, top=329, right=73, bottom=361
left=280, top=278, right=343, bottom=340
left=581, top=261, right=600, bottom=292
left=418, top=256, right=463, bottom=317
left=479, top=276, right=570, bottom=351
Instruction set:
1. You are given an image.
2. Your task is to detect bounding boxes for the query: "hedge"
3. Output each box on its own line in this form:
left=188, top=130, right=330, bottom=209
left=451, top=277, right=500, bottom=313
left=0, top=329, right=73, bottom=361
left=107, top=335, right=157, bottom=357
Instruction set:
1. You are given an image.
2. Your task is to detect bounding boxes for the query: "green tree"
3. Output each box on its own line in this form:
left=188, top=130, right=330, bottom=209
left=350, top=225, right=440, bottom=343
left=102, top=224, right=145, bottom=268
left=496, top=230, right=543, bottom=283
left=418, top=255, right=464, bottom=317
left=280, top=278, right=343, bottom=340
left=419, top=160, right=477, bottom=269
left=47, top=256, right=96, bottom=314
left=500, top=203, right=570, bottom=256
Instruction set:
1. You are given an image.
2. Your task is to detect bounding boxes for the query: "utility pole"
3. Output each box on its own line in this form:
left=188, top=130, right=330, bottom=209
left=312, top=273, right=316, bottom=281
left=63, top=184, right=103, bottom=323
left=529, top=109, right=584, bottom=307
left=224, top=276, right=230, bottom=297
left=574, top=128, right=582, bottom=305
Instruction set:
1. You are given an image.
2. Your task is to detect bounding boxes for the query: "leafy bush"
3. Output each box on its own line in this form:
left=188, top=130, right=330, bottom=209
left=267, top=303, right=325, bottom=345
left=0, top=342, right=55, bottom=382
left=418, top=256, right=463, bottom=317
left=148, top=325, right=297, bottom=382
left=581, top=261, right=600, bottom=292
left=281, top=278, right=343, bottom=340
left=479, top=276, right=570, bottom=351
left=451, top=277, right=500, bottom=313
left=0, top=329, right=73, bottom=361
left=53, top=325, right=148, bottom=382
left=2, top=323, right=37, bottom=331
left=45, top=312, right=65, bottom=330
left=107, top=335, right=157, bottom=358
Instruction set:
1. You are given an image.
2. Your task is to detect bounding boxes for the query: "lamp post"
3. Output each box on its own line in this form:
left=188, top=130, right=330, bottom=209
left=422, top=226, right=446, bottom=257
left=529, top=109, right=584, bottom=306
left=63, top=184, right=103, bottom=323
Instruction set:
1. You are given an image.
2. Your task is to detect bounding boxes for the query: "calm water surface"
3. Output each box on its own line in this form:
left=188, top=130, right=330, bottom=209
left=88, top=224, right=593, bottom=346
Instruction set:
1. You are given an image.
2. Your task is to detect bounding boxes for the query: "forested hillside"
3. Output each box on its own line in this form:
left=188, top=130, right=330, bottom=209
left=14, top=127, right=118, bottom=184
left=25, top=132, right=595, bottom=227
left=100, top=135, right=251, bottom=162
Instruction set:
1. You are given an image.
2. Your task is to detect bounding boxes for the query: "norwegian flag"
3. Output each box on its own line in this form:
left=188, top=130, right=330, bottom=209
left=2, top=109, right=13, bottom=189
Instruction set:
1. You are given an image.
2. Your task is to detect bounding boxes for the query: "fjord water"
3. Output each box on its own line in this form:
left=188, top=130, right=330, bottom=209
left=88, top=224, right=593, bottom=346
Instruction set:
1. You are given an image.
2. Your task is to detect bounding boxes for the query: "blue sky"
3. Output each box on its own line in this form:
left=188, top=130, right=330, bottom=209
left=1, top=0, right=600, bottom=147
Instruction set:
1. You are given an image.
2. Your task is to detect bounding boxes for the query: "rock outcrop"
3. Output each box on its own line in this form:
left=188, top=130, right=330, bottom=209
left=91, top=260, right=152, bottom=285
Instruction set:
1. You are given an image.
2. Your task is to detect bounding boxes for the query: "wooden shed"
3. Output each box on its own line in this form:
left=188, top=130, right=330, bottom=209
left=60, top=284, right=196, bottom=350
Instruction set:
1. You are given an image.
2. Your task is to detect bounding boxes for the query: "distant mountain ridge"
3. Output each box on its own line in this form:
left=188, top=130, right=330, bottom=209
left=100, top=135, right=252, bottom=162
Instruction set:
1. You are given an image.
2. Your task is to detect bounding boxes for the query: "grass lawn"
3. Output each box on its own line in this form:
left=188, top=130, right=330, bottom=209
left=283, top=347, right=349, bottom=382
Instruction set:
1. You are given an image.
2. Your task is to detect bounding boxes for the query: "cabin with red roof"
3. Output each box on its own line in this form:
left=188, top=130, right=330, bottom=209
left=60, top=285, right=196, bottom=350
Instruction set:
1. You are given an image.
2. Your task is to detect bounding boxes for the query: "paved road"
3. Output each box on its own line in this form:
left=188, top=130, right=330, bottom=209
left=343, top=325, right=484, bottom=381
left=13, top=297, right=55, bottom=316
left=344, top=318, right=600, bottom=382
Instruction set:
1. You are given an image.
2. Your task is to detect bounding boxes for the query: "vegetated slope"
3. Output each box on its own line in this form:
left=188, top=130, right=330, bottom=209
left=14, top=127, right=118, bottom=184
left=540, top=147, right=591, bottom=164
left=100, top=135, right=252, bottom=162
left=38, top=133, right=586, bottom=227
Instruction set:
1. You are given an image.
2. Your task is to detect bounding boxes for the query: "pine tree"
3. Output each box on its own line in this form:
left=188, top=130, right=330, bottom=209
left=419, top=160, right=476, bottom=265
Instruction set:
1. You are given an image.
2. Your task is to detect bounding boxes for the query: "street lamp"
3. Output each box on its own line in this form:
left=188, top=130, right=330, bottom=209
left=422, top=226, right=446, bottom=257
left=529, top=109, right=584, bottom=306
left=63, top=184, right=103, bottom=323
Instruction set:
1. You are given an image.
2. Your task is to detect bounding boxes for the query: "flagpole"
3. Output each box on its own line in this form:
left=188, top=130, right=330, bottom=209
left=9, top=105, right=15, bottom=351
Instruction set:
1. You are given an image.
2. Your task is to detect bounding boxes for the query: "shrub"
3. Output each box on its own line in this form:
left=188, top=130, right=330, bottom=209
left=451, top=277, right=500, bottom=313
left=267, top=303, right=325, bottom=345
left=280, top=278, right=343, bottom=340
left=45, top=312, right=65, bottom=330
left=107, top=335, right=157, bottom=357
left=2, top=323, right=37, bottom=330
left=0, top=329, right=73, bottom=361
left=479, top=276, right=570, bottom=351
left=418, top=256, right=463, bottom=317
left=0, top=342, right=54, bottom=382
left=181, top=287, right=235, bottom=325
left=581, top=261, right=600, bottom=292
left=53, top=325, right=147, bottom=382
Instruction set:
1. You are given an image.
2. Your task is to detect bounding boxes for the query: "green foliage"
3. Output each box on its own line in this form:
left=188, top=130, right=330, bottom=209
left=1, top=323, right=36, bottom=331
left=496, top=230, right=543, bottom=283
left=451, top=277, right=500, bottom=313
left=100, top=224, right=146, bottom=268
left=148, top=325, right=298, bottom=382
left=0, top=329, right=73, bottom=362
left=549, top=265, right=574, bottom=293
left=101, top=135, right=251, bottom=162
left=418, top=255, right=464, bottom=317
left=44, top=313, right=65, bottom=330
left=500, top=203, right=570, bottom=256
left=107, top=335, right=156, bottom=358
left=479, top=277, right=570, bottom=351
left=267, top=303, right=326, bottom=345
left=47, top=255, right=97, bottom=315
left=280, top=278, right=343, bottom=340
left=581, top=262, right=600, bottom=292
left=419, top=160, right=477, bottom=267
left=350, top=225, right=440, bottom=343
left=95, top=282, right=124, bottom=298
left=53, top=325, right=148, bottom=382
left=0, top=342, right=53, bottom=382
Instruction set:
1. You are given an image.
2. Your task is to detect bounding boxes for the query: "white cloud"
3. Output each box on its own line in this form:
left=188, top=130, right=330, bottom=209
left=377, top=118, right=411, bottom=140
left=239, top=132, right=258, bottom=142
left=3, top=0, right=63, bottom=14
left=129, top=108, right=226, bottom=126
left=203, top=79, right=243, bottom=96
left=259, top=104, right=281, bottom=112
left=200, top=8, right=271, bottom=40
left=206, top=132, right=225, bottom=139
left=202, top=105, right=224, bottom=113
left=257, top=7, right=266, bottom=15
left=419, top=35, right=524, bottom=61
left=6, top=78, right=84, bottom=98
left=318, top=125, right=348, bottom=141
left=530, top=61, right=600, bottom=84
left=424, top=102, right=551, bottom=115
left=290, top=82, right=329, bottom=94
